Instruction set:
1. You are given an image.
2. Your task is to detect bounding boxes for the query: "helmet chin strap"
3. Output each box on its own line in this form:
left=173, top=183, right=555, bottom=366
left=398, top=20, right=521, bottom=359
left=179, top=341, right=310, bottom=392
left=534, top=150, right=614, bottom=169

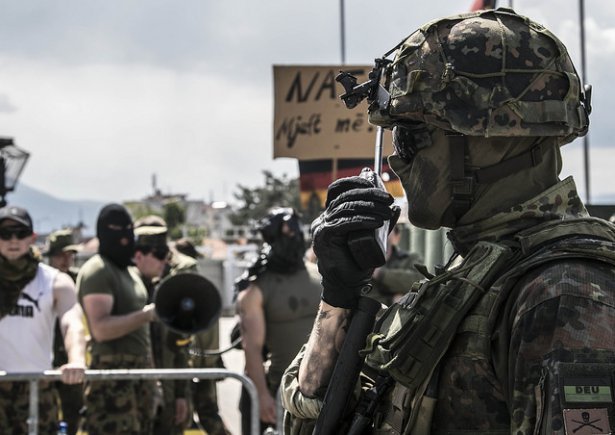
left=448, top=134, right=473, bottom=221
left=447, top=134, right=552, bottom=222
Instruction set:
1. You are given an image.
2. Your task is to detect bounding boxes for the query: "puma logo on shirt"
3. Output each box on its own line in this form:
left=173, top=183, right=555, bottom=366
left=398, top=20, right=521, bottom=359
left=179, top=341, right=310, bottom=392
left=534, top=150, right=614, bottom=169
left=8, top=290, right=44, bottom=318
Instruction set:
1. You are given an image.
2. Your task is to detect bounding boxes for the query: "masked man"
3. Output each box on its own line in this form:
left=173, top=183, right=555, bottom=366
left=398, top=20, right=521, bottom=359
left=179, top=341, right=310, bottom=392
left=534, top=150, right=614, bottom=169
left=236, top=207, right=321, bottom=434
left=77, top=204, right=157, bottom=435
left=0, top=206, right=86, bottom=434
left=281, top=8, right=615, bottom=435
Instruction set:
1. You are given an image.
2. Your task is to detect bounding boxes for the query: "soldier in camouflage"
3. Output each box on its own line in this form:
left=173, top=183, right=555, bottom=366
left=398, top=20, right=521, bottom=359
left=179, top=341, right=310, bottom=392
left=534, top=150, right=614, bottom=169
left=133, top=224, right=190, bottom=435
left=172, top=238, right=231, bottom=435
left=134, top=216, right=230, bottom=435
left=281, top=8, right=615, bottom=435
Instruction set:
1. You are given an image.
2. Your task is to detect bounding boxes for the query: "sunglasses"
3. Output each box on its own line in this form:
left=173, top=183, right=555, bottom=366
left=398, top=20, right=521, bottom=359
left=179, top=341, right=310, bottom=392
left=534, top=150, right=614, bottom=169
left=137, top=245, right=169, bottom=261
left=392, top=123, right=433, bottom=163
left=0, top=227, right=33, bottom=241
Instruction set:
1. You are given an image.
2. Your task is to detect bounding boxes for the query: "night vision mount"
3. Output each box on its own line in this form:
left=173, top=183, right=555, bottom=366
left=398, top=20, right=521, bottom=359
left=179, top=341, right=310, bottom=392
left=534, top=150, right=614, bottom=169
left=335, top=57, right=392, bottom=112
left=334, top=57, right=397, bottom=271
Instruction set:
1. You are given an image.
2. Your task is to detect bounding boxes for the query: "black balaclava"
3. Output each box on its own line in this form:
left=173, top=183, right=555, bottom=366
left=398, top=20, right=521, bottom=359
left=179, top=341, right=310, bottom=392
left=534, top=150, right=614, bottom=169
left=264, top=211, right=306, bottom=273
left=266, top=231, right=306, bottom=274
left=97, top=203, right=134, bottom=268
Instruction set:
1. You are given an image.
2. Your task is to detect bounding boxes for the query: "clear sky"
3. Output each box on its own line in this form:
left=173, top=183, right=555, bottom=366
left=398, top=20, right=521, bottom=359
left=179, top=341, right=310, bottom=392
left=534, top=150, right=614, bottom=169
left=0, top=0, right=613, bottom=205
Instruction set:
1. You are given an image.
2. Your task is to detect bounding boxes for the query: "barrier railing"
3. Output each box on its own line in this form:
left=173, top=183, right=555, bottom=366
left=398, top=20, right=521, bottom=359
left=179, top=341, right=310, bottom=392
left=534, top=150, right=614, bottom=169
left=0, top=368, right=259, bottom=435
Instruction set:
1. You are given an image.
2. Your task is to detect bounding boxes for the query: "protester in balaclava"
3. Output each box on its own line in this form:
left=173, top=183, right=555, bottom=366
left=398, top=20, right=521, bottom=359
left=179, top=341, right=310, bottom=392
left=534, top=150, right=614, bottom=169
left=77, top=203, right=158, bottom=435
left=234, top=207, right=322, bottom=434
left=0, top=206, right=85, bottom=434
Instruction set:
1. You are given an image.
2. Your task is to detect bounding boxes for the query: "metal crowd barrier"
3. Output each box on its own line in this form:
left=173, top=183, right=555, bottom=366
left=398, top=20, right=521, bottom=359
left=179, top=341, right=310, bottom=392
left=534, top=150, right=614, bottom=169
left=0, top=368, right=259, bottom=435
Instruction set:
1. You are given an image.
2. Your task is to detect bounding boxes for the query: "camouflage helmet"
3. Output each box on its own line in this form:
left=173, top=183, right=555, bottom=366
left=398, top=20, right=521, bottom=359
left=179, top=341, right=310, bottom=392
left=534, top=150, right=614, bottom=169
left=369, top=8, right=590, bottom=144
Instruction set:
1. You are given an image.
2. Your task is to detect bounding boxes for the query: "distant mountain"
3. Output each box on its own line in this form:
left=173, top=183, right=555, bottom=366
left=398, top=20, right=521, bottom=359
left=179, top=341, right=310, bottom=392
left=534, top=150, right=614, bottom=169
left=8, top=183, right=107, bottom=236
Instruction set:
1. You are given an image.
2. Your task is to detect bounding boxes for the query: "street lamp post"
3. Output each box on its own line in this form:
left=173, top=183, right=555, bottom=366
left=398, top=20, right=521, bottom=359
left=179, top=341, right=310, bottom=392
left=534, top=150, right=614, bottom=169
left=0, top=137, right=30, bottom=207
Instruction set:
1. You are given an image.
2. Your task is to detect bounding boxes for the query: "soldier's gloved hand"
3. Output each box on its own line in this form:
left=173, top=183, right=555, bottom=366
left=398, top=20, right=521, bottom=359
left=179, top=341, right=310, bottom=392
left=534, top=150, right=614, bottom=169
left=311, top=174, right=398, bottom=309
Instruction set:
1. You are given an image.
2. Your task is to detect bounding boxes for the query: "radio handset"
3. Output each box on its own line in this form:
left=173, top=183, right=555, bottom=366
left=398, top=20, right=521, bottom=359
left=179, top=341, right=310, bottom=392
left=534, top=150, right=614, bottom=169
left=347, top=167, right=389, bottom=270
left=336, top=63, right=393, bottom=271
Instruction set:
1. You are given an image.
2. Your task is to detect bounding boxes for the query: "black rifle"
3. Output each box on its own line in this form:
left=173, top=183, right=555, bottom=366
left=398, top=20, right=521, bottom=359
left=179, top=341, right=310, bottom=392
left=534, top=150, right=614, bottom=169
left=347, top=375, right=395, bottom=435
left=312, top=296, right=381, bottom=435
left=312, top=54, right=397, bottom=435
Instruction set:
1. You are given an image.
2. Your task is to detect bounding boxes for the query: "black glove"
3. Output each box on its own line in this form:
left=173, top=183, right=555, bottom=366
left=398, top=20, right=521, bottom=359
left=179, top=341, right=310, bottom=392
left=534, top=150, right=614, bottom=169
left=311, top=173, right=398, bottom=309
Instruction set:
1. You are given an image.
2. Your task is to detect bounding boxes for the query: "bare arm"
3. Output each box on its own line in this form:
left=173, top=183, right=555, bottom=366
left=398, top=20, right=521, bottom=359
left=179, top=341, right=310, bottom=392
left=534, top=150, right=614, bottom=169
left=298, top=301, right=352, bottom=398
left=237, top=284, right=276, bottom=424
left=54, top=272, right=86, bottom=384
left=81, top=293, right=155, bottom=343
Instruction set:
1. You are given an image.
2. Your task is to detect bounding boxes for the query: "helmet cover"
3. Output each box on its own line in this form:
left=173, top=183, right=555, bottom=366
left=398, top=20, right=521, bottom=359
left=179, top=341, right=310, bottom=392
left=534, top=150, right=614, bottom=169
left=370, top=8, right=589, bottom=144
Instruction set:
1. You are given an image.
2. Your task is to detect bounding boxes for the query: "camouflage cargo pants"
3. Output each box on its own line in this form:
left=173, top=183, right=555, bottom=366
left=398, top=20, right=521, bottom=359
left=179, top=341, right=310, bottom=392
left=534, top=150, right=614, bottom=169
left=82, top=354, right=156, bottom=435
left=191, top=322, right=230, bottom=435
left=153, top=379, right=190, bottom=435
left=193, top=378, right=230, bottom=435
left=0, top=380, right=59, bottom=435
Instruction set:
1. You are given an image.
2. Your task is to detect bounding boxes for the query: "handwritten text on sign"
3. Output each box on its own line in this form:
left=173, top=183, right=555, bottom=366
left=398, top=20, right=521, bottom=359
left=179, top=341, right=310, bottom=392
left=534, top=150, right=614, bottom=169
left=273, top=65, right=393, bottom=160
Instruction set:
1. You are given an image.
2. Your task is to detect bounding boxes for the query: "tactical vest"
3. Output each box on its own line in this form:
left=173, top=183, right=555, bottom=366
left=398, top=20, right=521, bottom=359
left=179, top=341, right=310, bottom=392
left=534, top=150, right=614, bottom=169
left=362, top=217, right=615, bottom=434
left=258, top=262, right=322, bottom=392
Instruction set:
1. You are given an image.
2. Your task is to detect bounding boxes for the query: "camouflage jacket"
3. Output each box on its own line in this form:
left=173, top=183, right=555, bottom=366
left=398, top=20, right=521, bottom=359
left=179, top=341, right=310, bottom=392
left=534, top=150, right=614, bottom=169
left=281, top=177, right=615, bottom=434
left=150, top=251, right=199, bottom=400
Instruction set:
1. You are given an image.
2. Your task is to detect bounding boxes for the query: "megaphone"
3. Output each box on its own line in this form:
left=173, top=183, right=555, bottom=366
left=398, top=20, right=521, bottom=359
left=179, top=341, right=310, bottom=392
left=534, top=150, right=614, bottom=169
left=154, top=272, right=222, bottom=334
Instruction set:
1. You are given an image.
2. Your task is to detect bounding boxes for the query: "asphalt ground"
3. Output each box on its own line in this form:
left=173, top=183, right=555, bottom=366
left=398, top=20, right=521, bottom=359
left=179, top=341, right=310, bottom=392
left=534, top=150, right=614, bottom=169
left=216, top=315, right=245, bottom=435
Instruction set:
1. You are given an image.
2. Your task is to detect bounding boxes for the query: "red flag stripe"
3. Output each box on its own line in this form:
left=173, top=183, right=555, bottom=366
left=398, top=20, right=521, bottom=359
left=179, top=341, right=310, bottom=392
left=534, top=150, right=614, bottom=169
left=470, top=0, right=496, bottom=11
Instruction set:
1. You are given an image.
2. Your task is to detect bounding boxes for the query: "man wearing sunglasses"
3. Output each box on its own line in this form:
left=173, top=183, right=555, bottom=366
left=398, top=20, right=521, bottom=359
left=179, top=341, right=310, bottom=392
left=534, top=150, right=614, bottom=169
left=77, top=203, right=157, bottom=435
left=172, top=237, right=231, bottom=435
left=133, top=215, right=231, bottom=435
left=133, top=224, right=192, bottom=435
left=281, top=8, right=615, bottom=435
left=0, top=206, right=86, bottom=434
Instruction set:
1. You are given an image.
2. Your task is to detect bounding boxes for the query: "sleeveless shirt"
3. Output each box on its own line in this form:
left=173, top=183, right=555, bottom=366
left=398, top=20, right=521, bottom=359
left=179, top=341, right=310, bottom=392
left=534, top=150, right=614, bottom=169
left=257, top=261, right=322, bottom=391
left=0, top=263, right=58, bottom=371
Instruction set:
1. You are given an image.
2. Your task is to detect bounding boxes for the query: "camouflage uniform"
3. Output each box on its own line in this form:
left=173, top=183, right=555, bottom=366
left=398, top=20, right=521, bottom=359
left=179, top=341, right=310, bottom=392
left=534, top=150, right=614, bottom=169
left=146, top=278, right=191, bottom=435
left=0, top=381, right=58, bottom=434
left=78, top=254, right=155, bottom=435
left=133, top=218, right=228, bottom=434
left=190, top=320, right=228, bottom=435
left=164, top=250, right=229, bottom=435
left=282, top=178, right=615, bottom=434
left=85, top=353, right=156, bottom=435
left=281, top=8, right=613, bottom=435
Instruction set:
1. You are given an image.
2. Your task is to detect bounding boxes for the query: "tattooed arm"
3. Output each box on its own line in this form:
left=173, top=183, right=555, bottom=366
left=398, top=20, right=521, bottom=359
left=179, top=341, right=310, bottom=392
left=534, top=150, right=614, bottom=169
left=298, top=301, right=352, bottom=398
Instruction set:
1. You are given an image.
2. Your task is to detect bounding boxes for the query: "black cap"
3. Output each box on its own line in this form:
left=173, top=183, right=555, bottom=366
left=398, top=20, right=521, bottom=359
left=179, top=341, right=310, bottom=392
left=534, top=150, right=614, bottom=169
left=0, top=206, right=33, bottom=230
